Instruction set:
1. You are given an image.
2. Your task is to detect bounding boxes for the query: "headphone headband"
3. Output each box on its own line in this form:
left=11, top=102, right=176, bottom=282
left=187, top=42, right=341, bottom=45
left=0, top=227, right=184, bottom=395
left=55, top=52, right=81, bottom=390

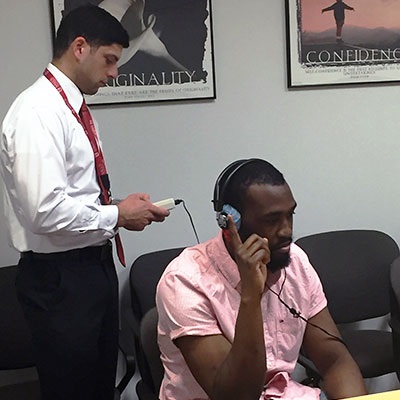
left=212, top=158, right=262, bottom=212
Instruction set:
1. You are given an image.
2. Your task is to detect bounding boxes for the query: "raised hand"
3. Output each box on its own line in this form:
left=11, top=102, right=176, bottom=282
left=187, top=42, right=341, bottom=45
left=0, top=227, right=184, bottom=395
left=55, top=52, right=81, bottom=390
left=225, top=215, right=270, bottom=299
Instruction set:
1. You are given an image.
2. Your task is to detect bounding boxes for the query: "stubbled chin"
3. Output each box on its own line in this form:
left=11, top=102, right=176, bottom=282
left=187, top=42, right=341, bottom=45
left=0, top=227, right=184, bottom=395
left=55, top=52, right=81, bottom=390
left=268, top=252, right=290, bottom=272
left=87, top=89, right=99, bottom=96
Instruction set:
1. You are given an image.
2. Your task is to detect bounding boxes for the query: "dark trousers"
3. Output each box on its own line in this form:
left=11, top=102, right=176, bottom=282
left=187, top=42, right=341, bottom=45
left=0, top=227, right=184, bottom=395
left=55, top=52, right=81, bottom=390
left=15, top=242, right=118, bottom=400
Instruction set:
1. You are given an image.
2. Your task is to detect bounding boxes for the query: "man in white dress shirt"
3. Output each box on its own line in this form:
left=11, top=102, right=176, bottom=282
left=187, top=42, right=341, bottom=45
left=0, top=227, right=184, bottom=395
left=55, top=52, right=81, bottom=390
left=0, top=5, right=169, bottom=400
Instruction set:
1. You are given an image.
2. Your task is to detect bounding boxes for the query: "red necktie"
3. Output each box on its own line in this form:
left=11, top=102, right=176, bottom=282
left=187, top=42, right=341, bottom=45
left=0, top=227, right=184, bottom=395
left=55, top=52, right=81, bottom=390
left=79, top=101, right=126, bottom=267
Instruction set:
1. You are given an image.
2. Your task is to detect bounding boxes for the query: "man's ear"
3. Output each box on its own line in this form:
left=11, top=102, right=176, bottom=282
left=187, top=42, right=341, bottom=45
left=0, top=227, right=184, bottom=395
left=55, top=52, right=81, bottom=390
left=71, top=36, right=88, bottom=60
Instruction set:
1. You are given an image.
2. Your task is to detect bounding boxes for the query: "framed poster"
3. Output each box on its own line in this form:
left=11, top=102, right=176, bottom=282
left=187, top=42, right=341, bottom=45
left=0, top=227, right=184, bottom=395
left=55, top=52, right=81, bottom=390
left=50, top=0, right=216, bottom=104
left=286, top=0, right=400, bottom=88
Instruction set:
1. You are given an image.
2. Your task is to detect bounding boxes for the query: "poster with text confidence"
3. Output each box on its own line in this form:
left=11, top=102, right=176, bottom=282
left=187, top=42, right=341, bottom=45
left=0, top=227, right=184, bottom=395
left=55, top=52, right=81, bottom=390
left=51, top=0, right=216, bottom=104
left=286, top=0, right=400, bottom=87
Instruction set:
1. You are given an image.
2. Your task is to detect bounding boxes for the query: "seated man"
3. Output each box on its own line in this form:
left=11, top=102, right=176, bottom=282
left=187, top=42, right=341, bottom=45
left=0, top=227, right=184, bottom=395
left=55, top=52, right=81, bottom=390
left=156, top=158, right=367, bottom=400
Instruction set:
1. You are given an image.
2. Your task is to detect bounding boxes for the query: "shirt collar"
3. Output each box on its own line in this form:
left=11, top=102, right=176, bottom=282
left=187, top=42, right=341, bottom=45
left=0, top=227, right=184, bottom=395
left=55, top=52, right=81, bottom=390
left=46, top=63, right=84, bottom=114
left=210, top=231, right=242, bottom=290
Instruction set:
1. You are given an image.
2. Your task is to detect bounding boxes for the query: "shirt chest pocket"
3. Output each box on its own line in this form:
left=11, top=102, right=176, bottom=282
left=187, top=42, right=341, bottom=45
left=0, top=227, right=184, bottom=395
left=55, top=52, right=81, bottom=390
left=275, top=311, right=306, bottom=362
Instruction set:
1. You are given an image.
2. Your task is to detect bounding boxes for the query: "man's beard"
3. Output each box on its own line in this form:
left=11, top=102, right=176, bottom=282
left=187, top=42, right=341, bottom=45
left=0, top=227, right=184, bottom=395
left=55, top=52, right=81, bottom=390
left=267, top=251, right=291, bottom=273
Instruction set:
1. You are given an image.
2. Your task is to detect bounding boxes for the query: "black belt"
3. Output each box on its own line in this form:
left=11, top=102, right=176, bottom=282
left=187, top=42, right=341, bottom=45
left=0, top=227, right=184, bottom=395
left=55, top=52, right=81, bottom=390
left=20, top=241, right=112, bottom=262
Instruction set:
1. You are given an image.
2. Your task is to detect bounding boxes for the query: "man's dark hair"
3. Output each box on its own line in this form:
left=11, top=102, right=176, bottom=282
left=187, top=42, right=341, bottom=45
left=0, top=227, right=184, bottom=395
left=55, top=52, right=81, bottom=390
left=53, top=5, right=129, bottom=59
left=224, top=159, right=285, bottom=213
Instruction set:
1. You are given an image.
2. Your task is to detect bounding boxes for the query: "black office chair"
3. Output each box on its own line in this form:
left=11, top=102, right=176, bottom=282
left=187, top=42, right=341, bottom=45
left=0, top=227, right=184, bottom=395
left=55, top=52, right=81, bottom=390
left=129, top=247, right=185, bottom=400
left=138, top=307, right=164, bottom=398
left=295, top=230, right=400, bottom=385
left=114, top=327, right=137, bottom=399
left=390, top=256, right=400, bottom=383
left=0, top=265, right=41, bottom=399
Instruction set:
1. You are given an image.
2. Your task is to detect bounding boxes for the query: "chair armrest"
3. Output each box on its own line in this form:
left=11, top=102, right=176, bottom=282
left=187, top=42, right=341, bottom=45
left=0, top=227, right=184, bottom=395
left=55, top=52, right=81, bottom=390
left=297, top=353, right=322, bottom=388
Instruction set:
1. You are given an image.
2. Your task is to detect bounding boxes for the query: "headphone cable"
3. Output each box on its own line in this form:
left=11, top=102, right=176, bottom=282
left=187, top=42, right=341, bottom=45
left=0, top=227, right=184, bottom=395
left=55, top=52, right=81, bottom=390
left=175, top=199, right=200, bottom=244
left=267, top=268, right=347, bottom=347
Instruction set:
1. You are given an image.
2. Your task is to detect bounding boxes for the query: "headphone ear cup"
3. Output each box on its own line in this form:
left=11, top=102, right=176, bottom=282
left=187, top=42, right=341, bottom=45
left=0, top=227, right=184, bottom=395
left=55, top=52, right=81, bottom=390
left=213, top=158, right=260, bottom=229
left=216, top=212, right=228, bottom=229
left=212, top=159, right=250, bottom=213
left=217, top=204, right=241, bottom=230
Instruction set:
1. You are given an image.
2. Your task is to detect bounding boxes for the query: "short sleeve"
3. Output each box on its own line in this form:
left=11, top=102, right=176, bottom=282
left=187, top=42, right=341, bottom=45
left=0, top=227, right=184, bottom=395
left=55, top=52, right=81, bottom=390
left=290, top=244, right=328, bottom=319
left=156, top=256, right=222, bottom=341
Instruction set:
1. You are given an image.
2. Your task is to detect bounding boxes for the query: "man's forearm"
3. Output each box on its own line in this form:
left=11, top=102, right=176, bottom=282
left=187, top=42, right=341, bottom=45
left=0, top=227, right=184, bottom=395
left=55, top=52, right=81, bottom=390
left=212, top=298, right=266, bottom=400
left=321, top=356, right=367, bottom=399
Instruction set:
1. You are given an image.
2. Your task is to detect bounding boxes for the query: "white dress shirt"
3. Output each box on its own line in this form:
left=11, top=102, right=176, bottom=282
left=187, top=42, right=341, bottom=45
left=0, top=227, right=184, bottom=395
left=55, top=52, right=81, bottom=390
left=0, top=63, right=118, bottom=253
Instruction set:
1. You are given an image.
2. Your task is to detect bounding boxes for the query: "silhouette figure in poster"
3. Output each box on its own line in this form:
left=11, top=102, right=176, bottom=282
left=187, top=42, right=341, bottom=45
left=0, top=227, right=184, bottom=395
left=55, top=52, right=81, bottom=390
left=322, top=0, right=355, bottom=43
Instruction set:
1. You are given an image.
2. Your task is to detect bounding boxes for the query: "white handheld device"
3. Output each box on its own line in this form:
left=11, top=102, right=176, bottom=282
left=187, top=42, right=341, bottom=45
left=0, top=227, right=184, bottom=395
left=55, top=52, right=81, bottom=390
left=153, top=198, right=176, bottom=210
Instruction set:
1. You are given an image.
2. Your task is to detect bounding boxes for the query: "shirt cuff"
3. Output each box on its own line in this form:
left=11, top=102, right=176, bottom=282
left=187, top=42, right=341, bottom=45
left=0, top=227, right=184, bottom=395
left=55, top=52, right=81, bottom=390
left=99, top=204, right=119, bottom=231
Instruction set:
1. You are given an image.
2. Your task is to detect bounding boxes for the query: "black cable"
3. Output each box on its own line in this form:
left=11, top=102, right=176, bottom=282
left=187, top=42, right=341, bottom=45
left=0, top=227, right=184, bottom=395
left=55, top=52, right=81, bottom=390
left=175, top=199, right=200, bottom=244
left=267, top=269, right=347, bottom=347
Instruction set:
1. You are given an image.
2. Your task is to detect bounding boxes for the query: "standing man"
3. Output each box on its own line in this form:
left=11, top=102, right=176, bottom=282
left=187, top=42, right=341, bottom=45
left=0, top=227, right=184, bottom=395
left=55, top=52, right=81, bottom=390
left=322, top=0, right=355, bottom=43
left=156, top=158, right=367, bottom=400
left=0, top=5, right=169, bottom=400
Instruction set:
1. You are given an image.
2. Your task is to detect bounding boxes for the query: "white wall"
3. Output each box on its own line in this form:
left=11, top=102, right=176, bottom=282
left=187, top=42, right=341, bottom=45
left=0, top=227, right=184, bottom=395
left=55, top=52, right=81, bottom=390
left=1, top=1, right=399, bottom=267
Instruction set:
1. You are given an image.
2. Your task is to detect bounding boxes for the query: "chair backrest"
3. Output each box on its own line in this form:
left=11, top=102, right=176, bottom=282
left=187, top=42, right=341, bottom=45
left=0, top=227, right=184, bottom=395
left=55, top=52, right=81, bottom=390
left=139, top=307, right=163, bottom=395
left=295, top=230, right=399, bottom=324
left=390, top=256, right=400, bottom=381
left=129, top=247, right=185, bottom=400
left=0, top=265, right=35, bottom=369
left=129, top=247, right=185, bottom=328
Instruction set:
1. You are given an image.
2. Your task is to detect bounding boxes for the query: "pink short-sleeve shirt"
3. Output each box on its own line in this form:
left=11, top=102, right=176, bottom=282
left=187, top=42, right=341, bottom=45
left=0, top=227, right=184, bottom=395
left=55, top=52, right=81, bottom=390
left=156, top=232, right=327, bottom=400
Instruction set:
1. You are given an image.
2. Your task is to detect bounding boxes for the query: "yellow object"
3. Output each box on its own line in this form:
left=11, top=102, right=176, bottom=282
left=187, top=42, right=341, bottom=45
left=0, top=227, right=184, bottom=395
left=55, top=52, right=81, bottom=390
left=344, top=390, right=400, bottom=399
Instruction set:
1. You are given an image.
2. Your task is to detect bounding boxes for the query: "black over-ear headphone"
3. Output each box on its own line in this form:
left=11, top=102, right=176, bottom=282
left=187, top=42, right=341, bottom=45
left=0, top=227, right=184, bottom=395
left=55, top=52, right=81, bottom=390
left=212, top=158, right=262, bottom=230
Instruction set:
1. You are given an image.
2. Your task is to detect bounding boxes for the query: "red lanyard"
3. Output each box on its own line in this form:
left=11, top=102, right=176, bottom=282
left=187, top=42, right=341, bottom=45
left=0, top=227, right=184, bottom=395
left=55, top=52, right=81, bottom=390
left=43, top=68, right=111, bottom=204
